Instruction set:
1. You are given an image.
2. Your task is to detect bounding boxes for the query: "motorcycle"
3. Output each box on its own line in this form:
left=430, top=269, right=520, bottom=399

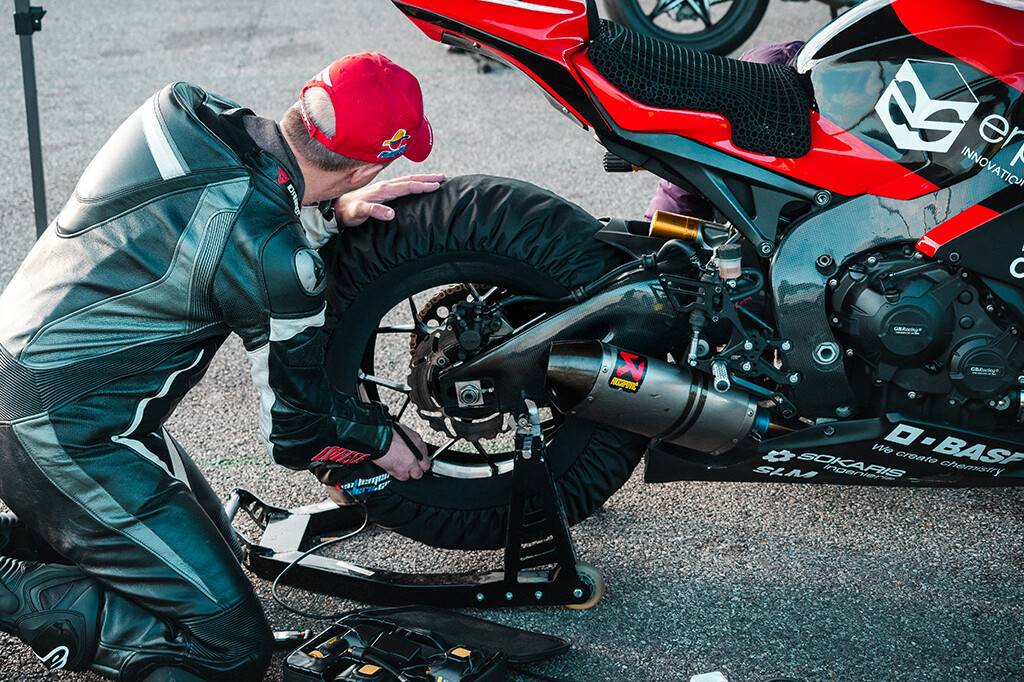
left=319, top=0, right=1024, bottom=552
left=602, top=0, right=859, bottom=56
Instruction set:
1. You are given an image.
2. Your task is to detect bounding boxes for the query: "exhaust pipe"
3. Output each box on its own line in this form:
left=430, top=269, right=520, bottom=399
left=546, top=341, right=763, bottom=455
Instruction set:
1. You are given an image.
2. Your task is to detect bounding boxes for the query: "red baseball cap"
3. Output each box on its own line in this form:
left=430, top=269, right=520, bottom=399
left=299, top=53, right=432, bottom=164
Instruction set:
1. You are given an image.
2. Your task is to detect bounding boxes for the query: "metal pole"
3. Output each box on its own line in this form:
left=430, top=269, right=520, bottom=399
left=13, top=0, right=47, bottom=237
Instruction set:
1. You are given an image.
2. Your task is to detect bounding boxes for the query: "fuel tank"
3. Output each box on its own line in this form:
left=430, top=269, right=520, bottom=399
left=797, top=0, right=1024, bottom=193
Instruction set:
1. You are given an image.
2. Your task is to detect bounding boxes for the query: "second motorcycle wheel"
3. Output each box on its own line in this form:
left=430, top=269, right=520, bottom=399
left=603, top=0, right=769, bottom=55
left=321, top=175, right=649, bottom=550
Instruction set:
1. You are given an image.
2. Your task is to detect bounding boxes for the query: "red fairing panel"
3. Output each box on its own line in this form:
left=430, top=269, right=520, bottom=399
left=894, top=0, right=1024, bottom=92
left=570, top=53, right=939, bottom=199
left=917, top=204, right=1001, bottom=257
left=398, top=0, right=590, bottom=63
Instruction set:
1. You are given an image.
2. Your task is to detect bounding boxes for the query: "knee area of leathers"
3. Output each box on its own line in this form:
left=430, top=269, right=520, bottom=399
left=128, top=601, right=272, bottom=682
left=180, top=593, right=273, bottom=679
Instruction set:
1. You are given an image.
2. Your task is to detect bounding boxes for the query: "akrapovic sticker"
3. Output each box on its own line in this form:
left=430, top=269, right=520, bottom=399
left=609, top=350, right=647, bottom=393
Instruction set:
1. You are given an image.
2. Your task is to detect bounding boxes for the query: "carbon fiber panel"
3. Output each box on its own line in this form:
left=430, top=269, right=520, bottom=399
left=771, top=144, right=1018, bottom=414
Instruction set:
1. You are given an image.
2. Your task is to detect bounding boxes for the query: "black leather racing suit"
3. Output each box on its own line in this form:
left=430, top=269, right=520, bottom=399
left=0, top=82, right=394, bottom=680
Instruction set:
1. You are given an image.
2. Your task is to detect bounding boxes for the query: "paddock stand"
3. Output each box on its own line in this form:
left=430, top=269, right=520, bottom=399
left=225, top=399, right=605, bottom=610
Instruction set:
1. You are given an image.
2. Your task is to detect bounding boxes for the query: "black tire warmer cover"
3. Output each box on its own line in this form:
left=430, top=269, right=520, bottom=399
left=320, top=175, right=649, bottom=550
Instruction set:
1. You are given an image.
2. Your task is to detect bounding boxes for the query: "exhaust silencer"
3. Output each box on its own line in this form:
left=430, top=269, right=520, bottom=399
left=546, top=341, right=761, bottom=455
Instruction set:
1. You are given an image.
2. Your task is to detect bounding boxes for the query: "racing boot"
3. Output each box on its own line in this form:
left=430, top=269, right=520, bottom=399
left=0, top=555, right=101, bottom=672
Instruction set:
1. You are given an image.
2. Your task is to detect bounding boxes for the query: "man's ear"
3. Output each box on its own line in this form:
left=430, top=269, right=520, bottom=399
left=349, top=163, right=385, bottom=187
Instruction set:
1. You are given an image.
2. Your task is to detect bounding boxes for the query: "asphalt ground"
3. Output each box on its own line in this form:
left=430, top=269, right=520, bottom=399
left=0, top=1, right=1022, bottom=681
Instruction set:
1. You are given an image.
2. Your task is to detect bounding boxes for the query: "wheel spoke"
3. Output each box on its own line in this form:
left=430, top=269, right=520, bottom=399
left=358, top=370, right=411, bottom=395
left=432, top=437, right=459, bottom=459
left=394, top=395, right=412, bottom=420
left=650, top=0, right=686, bottom=20
left=376, top=324, right=417, bottom=334
left=683, top=0, right=713, bottom=27
left=407, top=296, right=431, bottom=336
left=478, top=285, right=501, bottom=302
left=472, top=441, right=501, bottom=474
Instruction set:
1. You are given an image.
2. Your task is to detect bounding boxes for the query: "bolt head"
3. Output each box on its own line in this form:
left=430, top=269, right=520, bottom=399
left=573, top=588, right=584, bottom=599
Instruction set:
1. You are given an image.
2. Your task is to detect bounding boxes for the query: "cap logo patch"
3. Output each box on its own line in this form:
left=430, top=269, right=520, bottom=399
left=315, top=67, right=333, bottom=87
left=377, top=128, right=410, bottom=159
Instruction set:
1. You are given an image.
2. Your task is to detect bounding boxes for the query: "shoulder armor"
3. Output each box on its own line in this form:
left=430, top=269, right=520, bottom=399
left=261, top=225, right=327, bottom=315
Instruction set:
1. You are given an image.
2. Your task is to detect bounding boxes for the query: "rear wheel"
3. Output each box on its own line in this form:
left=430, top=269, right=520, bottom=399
left=603, top=0, right=769, bottom=55
left=321, top=175, right=649, bottom=550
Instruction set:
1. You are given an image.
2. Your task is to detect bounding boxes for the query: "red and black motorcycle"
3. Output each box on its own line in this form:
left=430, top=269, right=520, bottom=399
left=320, top=0, right=1024, bottom=551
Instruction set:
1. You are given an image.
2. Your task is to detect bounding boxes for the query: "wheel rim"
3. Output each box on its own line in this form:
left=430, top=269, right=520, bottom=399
left=636, top=0, right=747, bottom=39
left=353, top=280, right=563, bottom=481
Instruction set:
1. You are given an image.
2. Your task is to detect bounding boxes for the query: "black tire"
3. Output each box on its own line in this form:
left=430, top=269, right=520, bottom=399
left=603, top=0, right=769, bottom=55
left=321, top=175, right=649, bottom=550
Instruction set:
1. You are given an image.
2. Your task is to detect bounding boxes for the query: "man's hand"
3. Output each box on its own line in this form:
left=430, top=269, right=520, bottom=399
left=334, top=174, right=445, bottom=227
left=371, top=424, right=431, bottom=481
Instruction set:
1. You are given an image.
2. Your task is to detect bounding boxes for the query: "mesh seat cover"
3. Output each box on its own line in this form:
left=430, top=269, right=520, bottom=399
left=588, top=20, right=813, bottom=159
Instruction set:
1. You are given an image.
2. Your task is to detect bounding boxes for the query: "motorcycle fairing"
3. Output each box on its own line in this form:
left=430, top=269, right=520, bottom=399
left=394, top=0, right=607, bottom=132
left=394, top=0, right=958, bottom=201
left=392, top=0, right=836, bottom=252
left=799, top=0, right=1024, bottom=199
left=926, top=188, right=1024, bottom=288
left=646, top=414, right=1024, bottom=486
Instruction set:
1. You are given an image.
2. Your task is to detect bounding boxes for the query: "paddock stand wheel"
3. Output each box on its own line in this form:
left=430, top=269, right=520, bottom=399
left=226, top=399, right=601, bottom=610
left=567, top=562, right=605, bottom=610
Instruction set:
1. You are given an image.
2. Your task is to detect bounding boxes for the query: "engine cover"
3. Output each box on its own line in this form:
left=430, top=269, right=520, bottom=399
left=949, top=337, right=1016, bottom=399
left=831, top=258, right=957, bottom=365
left=831, top=250, right=1024, bottom=405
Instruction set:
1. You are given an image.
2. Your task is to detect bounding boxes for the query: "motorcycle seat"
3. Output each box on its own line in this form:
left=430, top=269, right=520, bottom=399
left=587, top=20, right=813, bottom=159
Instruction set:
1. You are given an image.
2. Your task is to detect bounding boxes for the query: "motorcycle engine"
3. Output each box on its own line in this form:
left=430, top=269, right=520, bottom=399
left=830, top=248, right=1024, bottom=416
